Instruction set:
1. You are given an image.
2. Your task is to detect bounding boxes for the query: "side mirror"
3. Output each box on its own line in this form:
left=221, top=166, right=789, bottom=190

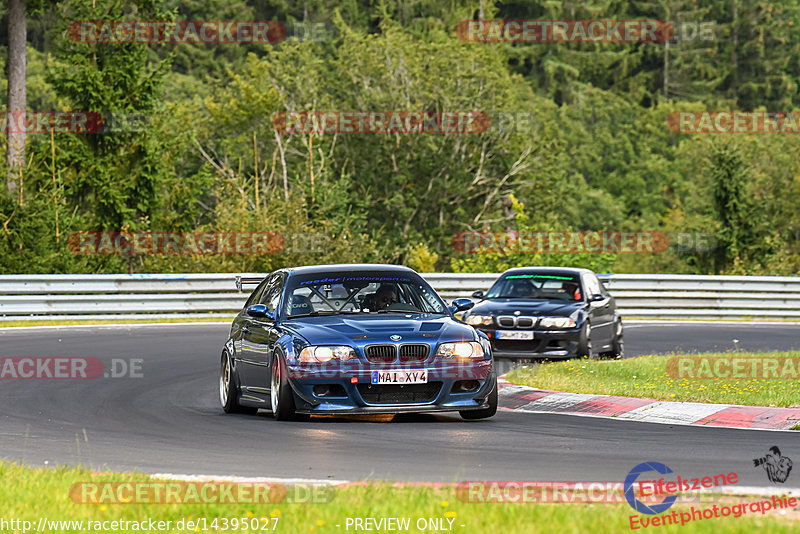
left=590, top=294, right=605, bottom=302
left=471, top=290, right=485, bottom=299
left=450, top=298, right=475, bottom=313
left=247, top=304, right=275, bottom=320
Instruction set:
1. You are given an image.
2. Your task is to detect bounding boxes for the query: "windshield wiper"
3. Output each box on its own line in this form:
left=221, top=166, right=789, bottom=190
left=289, top=310, right=367, bottom=318
left=288, top=310, right=342, bottom=318
left=490, top=295, right=546, bottom=299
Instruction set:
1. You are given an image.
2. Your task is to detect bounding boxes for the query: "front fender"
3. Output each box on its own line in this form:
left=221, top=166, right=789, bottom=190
left=278, top=332, right=315, bottom=366
left=573, top=307, right=591, bottom=327
left=476, top=330, right=493, bottom=361
left=274, top=334, right=317, bottom=407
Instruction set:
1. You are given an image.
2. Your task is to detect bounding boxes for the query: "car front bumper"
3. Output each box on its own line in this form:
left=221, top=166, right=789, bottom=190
left=286, top=360, right=495, bottom=415
left=481, top=327, right=581, bottom=360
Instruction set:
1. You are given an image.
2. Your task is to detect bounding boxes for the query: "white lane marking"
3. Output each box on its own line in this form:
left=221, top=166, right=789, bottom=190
left=513, top=392, right=598, bottom=412
left=138, top=473, right=800, bottom=495
left=617, top=401, right=731, bottom=424
left=498, top=384, right=536, bottom=397
left=624, top=320, right=800, bottom=328
left=151, top=473, right=345, bottom=485
left=703, top=485, right=800, bottom=497
left=502, top=408, right=799, bottom=432
left=499, top=382, right=800, bottom=431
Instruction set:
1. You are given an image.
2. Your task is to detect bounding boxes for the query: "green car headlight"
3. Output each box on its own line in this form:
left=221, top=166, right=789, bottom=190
left=539, top=317, right=577, bottom=329
left=465, top=314, right=493, bottom=326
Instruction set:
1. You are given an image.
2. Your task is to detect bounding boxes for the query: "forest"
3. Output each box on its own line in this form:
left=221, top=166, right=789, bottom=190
left=1, top=0, right=799, bottom=275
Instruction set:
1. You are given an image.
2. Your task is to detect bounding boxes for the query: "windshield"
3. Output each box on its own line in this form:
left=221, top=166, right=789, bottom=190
left=485, top=272, right=583, bottom=301
left=284, top=273, right=447, bottom=317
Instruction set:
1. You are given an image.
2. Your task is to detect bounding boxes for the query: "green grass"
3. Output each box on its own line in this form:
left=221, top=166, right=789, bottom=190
left=0, top=317, right=229, bottom=328
left=506, top=352, right=800, bottom=408
left=1, top=462, right=797, bottom=533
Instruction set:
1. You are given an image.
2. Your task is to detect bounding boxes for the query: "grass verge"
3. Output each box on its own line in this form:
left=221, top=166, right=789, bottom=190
left=506, top=352, right=800, bottom=408
left=1, top=462, right=797, bottom=533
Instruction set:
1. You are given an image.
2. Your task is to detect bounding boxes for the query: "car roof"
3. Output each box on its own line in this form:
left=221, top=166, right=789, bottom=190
left=281, top=263, right=419, bottom=276
left=499, top=266, right=594, bottom=276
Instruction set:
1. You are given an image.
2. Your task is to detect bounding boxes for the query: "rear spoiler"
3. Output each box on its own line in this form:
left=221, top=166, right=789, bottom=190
left=235, top=275, right=266, bottom=291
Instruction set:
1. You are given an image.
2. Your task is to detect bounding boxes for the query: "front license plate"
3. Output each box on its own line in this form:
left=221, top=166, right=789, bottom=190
left=496, top=330, right=534, bottom=340
left=371, top=369, right=428, bottom=384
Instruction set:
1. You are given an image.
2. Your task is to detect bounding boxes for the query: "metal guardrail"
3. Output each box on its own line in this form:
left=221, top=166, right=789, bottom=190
left=1, top=272, right=800, bottom=320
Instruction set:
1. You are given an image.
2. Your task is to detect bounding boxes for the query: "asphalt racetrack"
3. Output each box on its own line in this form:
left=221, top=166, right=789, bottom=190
left=1, top=322, right=798, bottom=485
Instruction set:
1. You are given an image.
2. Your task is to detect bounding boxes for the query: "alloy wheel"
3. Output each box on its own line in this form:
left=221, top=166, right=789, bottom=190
left=219, top=356, right=230, bottom=407
left=270, top=358, right=280, bottom=412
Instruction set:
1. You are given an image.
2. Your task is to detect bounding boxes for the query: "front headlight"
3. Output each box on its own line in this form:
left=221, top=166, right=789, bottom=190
left=465, top=314, right=493, bottom=326
left=299, top=345, right=356, bottom=363
left=539, top=316, right=577, bottom=329
left=436, top=341, right=485, bottom=359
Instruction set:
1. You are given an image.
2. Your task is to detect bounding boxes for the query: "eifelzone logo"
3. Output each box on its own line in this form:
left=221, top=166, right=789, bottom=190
left=753, top=447, right=793, bottom=483
left=624, top=462, right=677, bottom=515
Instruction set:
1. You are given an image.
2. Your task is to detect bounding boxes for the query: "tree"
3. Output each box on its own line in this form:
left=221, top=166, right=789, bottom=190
left=47, top=0, right=174, bottom=234
left=6, top=0, right=26, bottom=195
left=711, top=143, right=752, bottom=271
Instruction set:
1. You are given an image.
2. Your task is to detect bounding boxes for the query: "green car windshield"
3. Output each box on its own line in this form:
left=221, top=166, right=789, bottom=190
left=485, top=273, right=583, bottom=301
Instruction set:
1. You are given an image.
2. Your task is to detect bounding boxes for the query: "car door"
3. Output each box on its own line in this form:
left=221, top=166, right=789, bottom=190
left=583, top=273, right=614, bottom=347
left=599, top=276, right=618, bottom=333
left=239, top=273, right=282, bottom=397
left=232, top=279, right=267, bottom=381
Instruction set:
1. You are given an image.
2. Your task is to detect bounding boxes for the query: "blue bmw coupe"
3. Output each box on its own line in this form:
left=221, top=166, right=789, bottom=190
left=220, top=264, right=497, bottom=420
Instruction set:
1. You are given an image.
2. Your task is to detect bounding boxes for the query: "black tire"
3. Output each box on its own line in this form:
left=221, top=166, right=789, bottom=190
left=601, top=320, right=624, bottom=359
left=576, top=322, right=595, bottom=359
left=270, top=355, right=302, bottom=421
left=220, top=352, right=258, bottom=415
left=460, top=377, right=498, bottom=420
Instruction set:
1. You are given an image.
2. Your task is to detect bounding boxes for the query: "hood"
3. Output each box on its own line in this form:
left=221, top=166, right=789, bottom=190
left=470, top=298, right=584, bottom=317
left=283, top=314, right=477, bottom=346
